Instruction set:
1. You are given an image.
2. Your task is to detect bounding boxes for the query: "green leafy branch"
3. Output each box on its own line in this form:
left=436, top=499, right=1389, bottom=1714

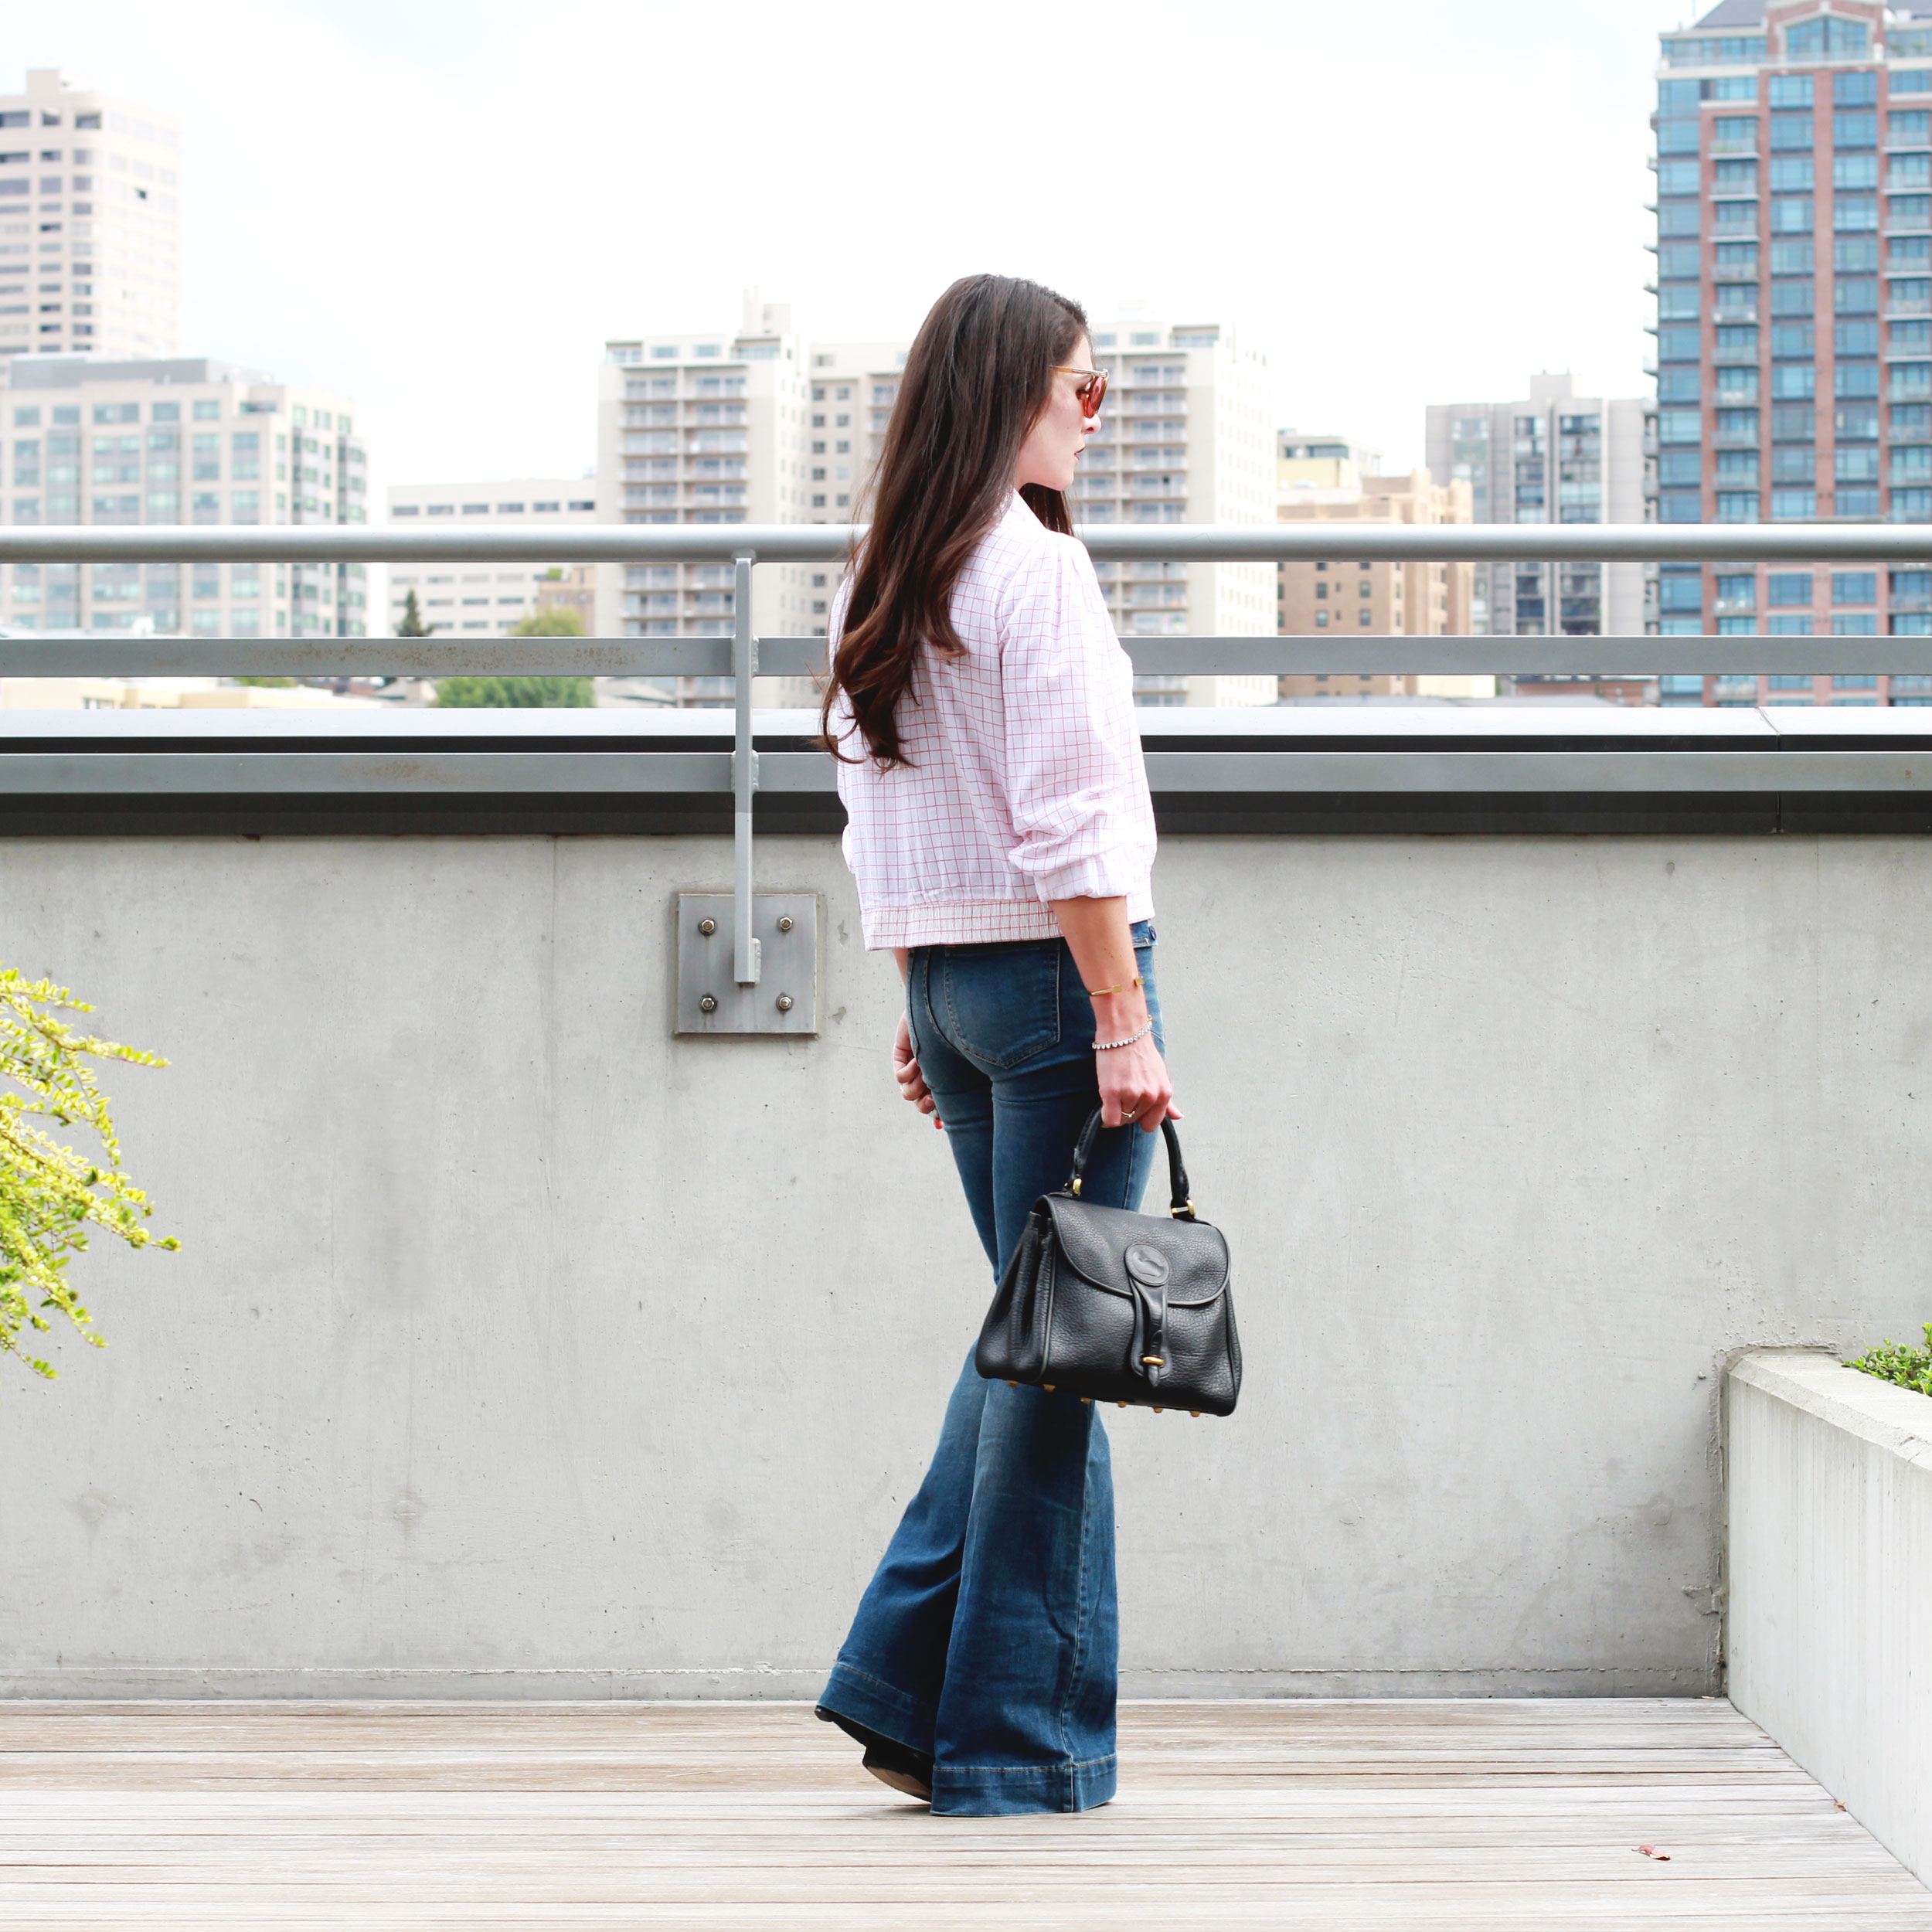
left=0, top=968, right=178, bottom=1383
left=1845, top=1324, right=1932, bottom=1400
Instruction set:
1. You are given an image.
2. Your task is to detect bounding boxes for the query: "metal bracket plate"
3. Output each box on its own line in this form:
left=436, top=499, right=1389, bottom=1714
left=675, top=893, right=818, bottom=1036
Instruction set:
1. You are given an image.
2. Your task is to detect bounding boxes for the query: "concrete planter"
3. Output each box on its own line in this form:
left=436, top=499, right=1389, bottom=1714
left=1728, top=1349, right=1932, bottom=1886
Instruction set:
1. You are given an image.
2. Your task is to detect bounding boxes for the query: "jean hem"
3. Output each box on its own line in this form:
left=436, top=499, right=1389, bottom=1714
left=929, top=1752, right=1117, bottom=1816
left=818, top=1661, right=935, bottom=1757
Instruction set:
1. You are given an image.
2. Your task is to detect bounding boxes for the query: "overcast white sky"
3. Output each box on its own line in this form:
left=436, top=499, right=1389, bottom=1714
left=21, top=0, right=1703, bottom=489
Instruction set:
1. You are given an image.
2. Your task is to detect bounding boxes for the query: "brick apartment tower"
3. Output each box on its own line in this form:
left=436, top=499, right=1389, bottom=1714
left=1654, top=0, right=1932, bottom=706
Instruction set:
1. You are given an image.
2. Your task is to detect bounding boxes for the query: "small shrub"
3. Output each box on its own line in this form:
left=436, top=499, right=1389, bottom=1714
left=1, top=969, right=178, bottom=1383
left=434, top=675, right=594, bottom=708
left=1845, top=1325, right=1932, bottom=1398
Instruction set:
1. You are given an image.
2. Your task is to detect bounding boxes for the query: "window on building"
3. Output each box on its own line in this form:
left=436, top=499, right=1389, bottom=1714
left=1716, top=491, right=1760, bottom=521
left=1767, top=573, right=1814, bottom=606
left=1768, top=155, right=1813, bottom=191
left=1771, top=196, right=1815, bottom=233
left=1833, top=70, right=1879, bottom=109
left=1658, top=450, right=1702, bottom=486
left=1771, top=488, right=1819, bottom=519
left=1773, top=448, right=1815, bottom=484
left=1767, top=614, right=1815, bottom=635
left=1770, top=111, right=1814, bottom=152
left=1770, top=322, right=1814, bottom=357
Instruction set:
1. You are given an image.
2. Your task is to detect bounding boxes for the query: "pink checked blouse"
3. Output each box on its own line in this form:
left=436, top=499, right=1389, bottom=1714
left=830, top=492, right=1157, bottom=951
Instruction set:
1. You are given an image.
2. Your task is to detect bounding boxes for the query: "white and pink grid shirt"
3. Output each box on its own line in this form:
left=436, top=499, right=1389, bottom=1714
left=829, top=493, right=1157, bottom=951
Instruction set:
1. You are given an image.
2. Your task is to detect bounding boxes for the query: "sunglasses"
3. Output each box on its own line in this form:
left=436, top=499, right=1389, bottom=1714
left=1054, top=366, right=1110, bottom=413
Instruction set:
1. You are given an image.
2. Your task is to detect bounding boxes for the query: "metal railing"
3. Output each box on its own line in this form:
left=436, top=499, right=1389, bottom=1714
left=7, top=521, right=1932, bottom=988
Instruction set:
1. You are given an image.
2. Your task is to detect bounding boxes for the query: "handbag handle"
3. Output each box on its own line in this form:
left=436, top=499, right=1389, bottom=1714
left=1066, top=1107, right=1195, bottom=1219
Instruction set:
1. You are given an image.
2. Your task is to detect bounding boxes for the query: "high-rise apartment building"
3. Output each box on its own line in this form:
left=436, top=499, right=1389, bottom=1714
left=1, top=70, right=180, bottom=363
left=596, top=295, right=815, bottom=700
left=1651, top=0, right=1932, bottom=707
left=0, top=356, right=369, bottom=638
left=386, top=479, right=598, bottom=636
left=1073, top=317, right=1276, bottom=705
left=593, top=301, right=1279, bottom=706
left=1276, top=469, right=1481, bottom=699
left=1424, top=376, right=1651, bottom=688
left=801, top=338, right=905, bottom=532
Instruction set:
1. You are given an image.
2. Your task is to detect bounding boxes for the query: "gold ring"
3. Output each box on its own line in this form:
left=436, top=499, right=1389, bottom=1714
left=1124, top=1109, right=1138, bottom=1121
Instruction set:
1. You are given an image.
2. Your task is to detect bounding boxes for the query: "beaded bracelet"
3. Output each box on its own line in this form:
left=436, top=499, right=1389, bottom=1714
left=1094, top=1020, right=1153, bottom=1051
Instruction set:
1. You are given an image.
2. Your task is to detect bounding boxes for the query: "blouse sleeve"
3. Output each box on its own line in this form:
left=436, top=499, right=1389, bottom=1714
left=996, top=537, right=1154, bottom=903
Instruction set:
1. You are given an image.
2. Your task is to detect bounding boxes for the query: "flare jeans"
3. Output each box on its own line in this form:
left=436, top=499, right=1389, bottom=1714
left=819, top=921, right=1161, bottom=1815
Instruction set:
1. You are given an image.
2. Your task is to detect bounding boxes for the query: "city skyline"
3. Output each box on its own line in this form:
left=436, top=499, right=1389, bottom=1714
left=12, top=0, right=1690, bottom=487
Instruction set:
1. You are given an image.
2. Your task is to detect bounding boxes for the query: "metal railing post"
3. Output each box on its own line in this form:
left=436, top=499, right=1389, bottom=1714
left=732, top=549, right=760, bottom=987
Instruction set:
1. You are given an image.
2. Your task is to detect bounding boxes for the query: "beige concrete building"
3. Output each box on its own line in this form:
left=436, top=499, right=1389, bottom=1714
left=1277, top=469, right=1484, bottom=699
left=535, top=564, right=596, bottom=631
left=1072, top=315, right=1277, bottom=706
left=594, top=298, right=1277, bottom=707
left=386, top=480, right=598, bottom=638
left=0, top=355, right=369, bottom=638
left=0, top=69, right=180, bottom=364
left=597, top=294, right=817, bottom=703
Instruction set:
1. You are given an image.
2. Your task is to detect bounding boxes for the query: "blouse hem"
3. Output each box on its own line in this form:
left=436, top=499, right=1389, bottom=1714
left=861, top=888, right=1157, bottom=951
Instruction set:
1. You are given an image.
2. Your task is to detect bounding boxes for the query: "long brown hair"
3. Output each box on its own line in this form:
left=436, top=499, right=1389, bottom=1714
left=821, top=274, right=1088, bottom=767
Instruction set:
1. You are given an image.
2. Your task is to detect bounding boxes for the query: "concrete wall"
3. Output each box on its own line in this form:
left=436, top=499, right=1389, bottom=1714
left=2, top=832, right=1929, bottom=1699
left=1727, top=1352, right=1932, bottom=1883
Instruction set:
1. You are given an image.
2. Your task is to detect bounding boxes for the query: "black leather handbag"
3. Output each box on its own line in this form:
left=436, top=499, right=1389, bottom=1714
left=975, top=1109, right=1240, bottom=1417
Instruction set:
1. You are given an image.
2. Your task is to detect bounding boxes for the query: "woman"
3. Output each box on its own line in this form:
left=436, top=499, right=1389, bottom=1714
left=814, top=274, right=1175, bottom=1817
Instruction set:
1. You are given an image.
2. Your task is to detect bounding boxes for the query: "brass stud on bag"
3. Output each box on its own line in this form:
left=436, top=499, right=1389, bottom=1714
left=1043, top=1385, right=1055, bottom=1393
left=1153, top=1407, right=1164, bottom=1414
left=1080, top=1397, right=1091, bottom=1404
left=1006, top=1380, right=1017, bottom=1387
left=1190, top=1411, right=1202, bottom=1419
left=1117, top=1402, right=1128, bottom=1410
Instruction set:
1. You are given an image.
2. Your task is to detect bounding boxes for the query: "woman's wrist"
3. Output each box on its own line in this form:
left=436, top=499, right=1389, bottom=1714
left=1090, top=997, right=1144, bottom=1043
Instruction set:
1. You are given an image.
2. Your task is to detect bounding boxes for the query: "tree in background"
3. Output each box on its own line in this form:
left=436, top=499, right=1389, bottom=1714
left=1, top=969, right=177, bottom=1384
left=509, top=607, right=587, bottom=637
left=396, top=589, right=433, bottom=638
left=435, top=606, right=594, bottom=707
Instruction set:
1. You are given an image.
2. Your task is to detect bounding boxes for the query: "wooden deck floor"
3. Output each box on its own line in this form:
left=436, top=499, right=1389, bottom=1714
left=1, top=1699, right=1926, bottom=1929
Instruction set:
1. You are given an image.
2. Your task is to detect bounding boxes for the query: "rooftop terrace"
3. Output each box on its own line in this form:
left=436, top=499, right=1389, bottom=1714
left=5, top=1699, right=1927, bottom=1928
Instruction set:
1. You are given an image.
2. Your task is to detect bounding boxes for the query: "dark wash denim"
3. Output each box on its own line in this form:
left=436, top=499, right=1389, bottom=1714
left=820, top=922, right=1160, bottom=1815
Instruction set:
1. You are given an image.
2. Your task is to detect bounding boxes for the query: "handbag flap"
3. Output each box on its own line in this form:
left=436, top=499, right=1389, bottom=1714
left=1041, top=1195, right=1230, bottom=1306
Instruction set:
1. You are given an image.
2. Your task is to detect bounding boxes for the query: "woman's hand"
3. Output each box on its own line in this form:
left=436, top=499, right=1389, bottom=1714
left=1095, top=1027, right=1178, bottom=1133
left=1051, top=895, right=1179, bottom=1134
left=893, top=1010, right=944, bottom=1130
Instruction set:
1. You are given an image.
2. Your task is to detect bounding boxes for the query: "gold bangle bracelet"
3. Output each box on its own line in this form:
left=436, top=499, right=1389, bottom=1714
left=1084, top=975, right=1145, bottom=998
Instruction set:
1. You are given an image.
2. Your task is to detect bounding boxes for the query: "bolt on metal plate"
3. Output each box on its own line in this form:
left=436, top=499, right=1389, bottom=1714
left=675, top=893, right=818, bottom=1036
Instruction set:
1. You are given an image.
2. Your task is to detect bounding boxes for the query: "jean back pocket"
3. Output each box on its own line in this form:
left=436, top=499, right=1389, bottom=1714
left=937, top=941, right=1063, bottom=1070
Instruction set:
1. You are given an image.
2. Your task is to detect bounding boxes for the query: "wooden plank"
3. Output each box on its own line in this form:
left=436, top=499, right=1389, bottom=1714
left=0, top=1700, right=1923, bottom=1929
